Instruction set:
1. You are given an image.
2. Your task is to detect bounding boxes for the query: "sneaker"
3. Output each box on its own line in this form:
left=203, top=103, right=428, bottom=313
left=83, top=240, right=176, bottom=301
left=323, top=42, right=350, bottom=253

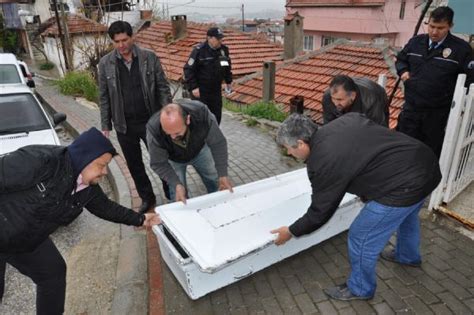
left=324, top=284, right=373, bottom=301
left=380, top=249, right=421, bottom=267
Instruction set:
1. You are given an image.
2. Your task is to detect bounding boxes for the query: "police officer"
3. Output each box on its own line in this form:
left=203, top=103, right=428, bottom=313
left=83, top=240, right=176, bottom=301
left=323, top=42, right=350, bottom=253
left=183, top=27, right=233, bottom=125
left=396, top=6, right=474, bottom=157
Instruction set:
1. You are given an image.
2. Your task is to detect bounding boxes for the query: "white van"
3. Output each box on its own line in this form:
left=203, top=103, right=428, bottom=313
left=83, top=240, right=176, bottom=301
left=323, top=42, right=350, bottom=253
left=0, top=53, right=35, bottom=88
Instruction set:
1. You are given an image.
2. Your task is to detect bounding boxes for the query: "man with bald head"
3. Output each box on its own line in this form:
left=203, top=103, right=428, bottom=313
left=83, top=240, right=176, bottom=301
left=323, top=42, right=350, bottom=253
left=147, top=100, right=233, bottom=203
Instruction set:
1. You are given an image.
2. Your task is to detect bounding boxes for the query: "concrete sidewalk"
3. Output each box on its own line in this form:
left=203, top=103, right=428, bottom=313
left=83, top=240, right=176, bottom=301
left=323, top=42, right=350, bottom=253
left=37, top=82, right=474, bottom=315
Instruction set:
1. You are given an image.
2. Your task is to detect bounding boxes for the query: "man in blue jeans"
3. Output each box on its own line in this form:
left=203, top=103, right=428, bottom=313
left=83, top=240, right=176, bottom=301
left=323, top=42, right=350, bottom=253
left=147, top=100, right=233, bottom=203
left=271, top=113, right=441, bottom=300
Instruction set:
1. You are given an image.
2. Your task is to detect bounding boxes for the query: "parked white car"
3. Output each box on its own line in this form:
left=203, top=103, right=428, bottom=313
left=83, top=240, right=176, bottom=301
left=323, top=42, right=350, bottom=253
left=0, top=84, right=66, bottom=156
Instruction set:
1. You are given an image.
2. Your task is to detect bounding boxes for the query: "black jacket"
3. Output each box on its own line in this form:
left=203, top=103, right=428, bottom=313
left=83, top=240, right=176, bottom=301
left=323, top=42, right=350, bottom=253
left=147, top=100, right=228, bottom=188
left=99, top=45, right=172, bottom=134
left=396, top=32, right=473, bottom=110
left=0, top=146, right=144, bottom=253
left=322, top=77, right=389, bottom=126
left=289, top=113, right=441, bottom=237
left=183, top=42, right=232, bottom=93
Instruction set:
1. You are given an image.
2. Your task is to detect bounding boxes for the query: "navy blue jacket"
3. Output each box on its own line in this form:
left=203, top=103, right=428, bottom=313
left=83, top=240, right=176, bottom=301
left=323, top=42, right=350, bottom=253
left=396, top=32, right=473, bottom=110
left=183, top=42, right=232, bottom=93
left=0, top=146, right=144, bottom=253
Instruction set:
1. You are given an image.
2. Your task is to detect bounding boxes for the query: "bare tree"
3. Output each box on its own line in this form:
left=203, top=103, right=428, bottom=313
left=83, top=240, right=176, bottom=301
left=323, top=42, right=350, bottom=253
left=73, top=30, right=112, bottom=80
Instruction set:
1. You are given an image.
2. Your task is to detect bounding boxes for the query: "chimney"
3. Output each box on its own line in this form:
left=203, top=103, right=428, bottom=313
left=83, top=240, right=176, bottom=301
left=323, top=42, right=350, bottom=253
left=171, top=15, right=187, bottom=40
left=283, top=12, right=303, bottom=59
left=262, top=61, right=276, bottom=102
left=289, top=96, right=304, bottom=114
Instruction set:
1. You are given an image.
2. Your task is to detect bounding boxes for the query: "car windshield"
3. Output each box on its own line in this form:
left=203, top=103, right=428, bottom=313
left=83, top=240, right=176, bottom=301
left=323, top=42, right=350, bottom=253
left=0, top=93, right=50, bottom=134
left=0, top=65, right=22, bottom=84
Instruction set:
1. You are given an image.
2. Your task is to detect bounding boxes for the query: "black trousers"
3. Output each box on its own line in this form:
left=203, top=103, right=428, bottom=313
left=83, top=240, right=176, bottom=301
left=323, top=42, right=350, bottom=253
left=195, top=90, right=223, bottom=125
left=116, top=121, right=170, bottom=201
left=396, top=104, right=450, bottom=158
left=0, top=238, right=66, bottom=315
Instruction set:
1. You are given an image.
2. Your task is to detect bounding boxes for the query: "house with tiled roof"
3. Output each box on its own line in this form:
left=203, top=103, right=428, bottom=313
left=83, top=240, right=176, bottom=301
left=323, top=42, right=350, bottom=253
left=286, top=0, right=422, bottom=50
left=134, top=16, right=284, bottom=96
left=41, top=14, right=108, bottom=75
left=226, top=41, right=404, bottom=129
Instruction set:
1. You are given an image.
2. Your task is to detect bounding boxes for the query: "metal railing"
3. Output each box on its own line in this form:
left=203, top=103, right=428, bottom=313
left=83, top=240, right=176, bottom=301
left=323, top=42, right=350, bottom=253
left=429, top=74, right=474, bottom=210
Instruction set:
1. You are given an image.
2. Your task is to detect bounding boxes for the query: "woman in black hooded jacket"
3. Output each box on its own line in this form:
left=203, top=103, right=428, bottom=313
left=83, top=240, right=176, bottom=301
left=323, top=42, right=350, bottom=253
left=0, top=127, right=160, bottom=315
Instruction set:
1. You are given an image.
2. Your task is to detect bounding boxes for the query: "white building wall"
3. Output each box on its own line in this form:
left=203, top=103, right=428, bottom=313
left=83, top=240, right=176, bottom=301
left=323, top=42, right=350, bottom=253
left=43, top=36, right=66, bottom=76
left=103, top=11, right=141, bottom=27
left=43, top=34, right=105, bottom=77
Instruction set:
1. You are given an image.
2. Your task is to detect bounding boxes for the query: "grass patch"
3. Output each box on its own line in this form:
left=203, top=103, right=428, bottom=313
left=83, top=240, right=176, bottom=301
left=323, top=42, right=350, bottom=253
left=39, top=62, right=55, bottom=71
left=222, top=98, right=243, bottom=113
left=223, top=98, right=287, bottom=122
left=56, top=71, right=98, bottom=102
left=245, top=118, right=258, bottom=126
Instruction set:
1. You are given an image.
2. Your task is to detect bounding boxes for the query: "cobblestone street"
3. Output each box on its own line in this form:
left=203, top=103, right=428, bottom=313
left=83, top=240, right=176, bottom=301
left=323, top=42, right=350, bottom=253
left=24, top=82, right=474, bottom=314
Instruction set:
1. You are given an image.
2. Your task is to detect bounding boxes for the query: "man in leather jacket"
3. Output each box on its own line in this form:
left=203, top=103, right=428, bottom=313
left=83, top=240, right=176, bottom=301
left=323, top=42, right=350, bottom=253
left=322, top=75, right=389, bottom=127
left=0, top=128, right=160, bottom=315
left=183, top=27, right=232, bottom=124
left=99, top=21, right=172, bottom=214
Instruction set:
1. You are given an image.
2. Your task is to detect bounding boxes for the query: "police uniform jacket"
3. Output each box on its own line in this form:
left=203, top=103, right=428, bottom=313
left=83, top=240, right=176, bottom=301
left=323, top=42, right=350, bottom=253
left=183, top=41, right=233, bottom=93
left=396, top=32, right=473, bottom=110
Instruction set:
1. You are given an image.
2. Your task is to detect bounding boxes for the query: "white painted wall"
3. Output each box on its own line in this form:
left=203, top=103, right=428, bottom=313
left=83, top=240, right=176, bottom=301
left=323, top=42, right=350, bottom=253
left=43, top=34, right=106, bottom=77
left=102, top=11, right=141, bottom=27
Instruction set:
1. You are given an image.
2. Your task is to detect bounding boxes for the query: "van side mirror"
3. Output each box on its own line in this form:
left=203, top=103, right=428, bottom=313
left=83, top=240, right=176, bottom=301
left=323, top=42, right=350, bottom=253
left=27, top=80, right=36, bottom=88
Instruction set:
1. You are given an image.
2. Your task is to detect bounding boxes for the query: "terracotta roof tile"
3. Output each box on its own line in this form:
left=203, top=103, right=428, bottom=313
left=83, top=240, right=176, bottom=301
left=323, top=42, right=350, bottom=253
left=134, top=21, right=283, bottom=82
left=226, top=44, right=404, bottom=128
left=42, top=14, right=107, bottom=36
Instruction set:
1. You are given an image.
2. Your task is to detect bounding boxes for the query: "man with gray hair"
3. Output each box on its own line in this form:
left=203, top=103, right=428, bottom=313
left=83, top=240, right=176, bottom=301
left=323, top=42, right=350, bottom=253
left=322, top=75, right=389, bottom=126
left=271, top=113, right=441, bottom=301
left=147, top=100, right=233, bottom=204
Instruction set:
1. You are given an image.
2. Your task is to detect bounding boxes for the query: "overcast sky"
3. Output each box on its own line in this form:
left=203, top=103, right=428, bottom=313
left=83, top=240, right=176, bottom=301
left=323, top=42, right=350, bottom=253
left=163, top=0, right=287, bottom=16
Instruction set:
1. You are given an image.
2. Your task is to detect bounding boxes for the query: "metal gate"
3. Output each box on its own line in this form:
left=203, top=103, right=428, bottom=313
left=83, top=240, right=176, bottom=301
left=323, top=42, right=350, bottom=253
left=429, top=74, right=474, bottom=211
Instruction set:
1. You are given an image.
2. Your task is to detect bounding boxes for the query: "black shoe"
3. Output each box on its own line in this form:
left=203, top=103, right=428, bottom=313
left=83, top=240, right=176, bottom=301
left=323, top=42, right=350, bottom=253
left=380, top=249, right=421, bottom=267
left=139, top=199, right=156, bottom=215
left=324, top=284, right=373, bottom=301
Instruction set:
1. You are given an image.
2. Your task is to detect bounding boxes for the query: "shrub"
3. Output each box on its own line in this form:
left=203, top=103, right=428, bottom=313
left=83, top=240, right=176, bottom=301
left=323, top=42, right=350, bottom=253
left=241, top=101, right=287, bottom=122
left=39, top=62, right=55, bottom=71
left=223, top=99, right=288, bottom=122
left=246, top=118, right=258, bottom=126
left=56, top=71, right=98, bottom=102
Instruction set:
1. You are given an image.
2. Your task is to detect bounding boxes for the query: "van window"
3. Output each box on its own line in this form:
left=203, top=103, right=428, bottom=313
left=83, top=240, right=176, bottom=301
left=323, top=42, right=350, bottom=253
left=0, top=65, right=22, bottom=84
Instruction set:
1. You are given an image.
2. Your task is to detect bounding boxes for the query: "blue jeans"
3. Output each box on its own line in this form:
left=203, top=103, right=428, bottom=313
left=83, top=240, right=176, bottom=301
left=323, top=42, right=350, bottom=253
left=168, top=145, right=219, bottom=200
left=347, top=199, right=424, bottom=297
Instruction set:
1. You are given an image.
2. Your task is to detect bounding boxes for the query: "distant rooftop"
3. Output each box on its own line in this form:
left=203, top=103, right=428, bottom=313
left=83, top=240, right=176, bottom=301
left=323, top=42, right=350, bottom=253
left=41, top=14, right=107, bottom=36
left=226, top=42, right=404, bottom=128
left=134, top=21, right=284, bottom=82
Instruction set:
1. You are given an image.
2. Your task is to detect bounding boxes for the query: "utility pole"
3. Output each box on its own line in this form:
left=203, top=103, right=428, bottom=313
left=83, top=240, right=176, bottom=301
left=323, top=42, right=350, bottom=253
left=51, top=0, right=70, bottom=71
left=241, top=4, right=244, bottom=32
left=59, top=0, right=73, bottom=71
